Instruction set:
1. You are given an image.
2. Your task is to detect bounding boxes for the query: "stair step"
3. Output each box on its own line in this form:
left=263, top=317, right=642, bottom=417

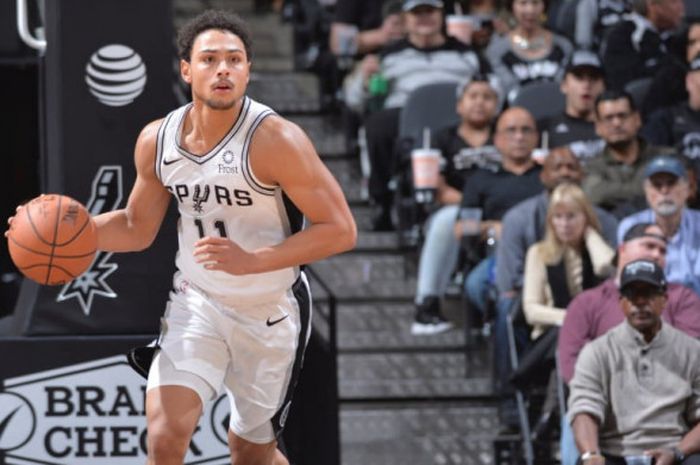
left=310, top=253, right=417, bottom=301
left=338, top=351, right=493, bottom=400
left=322, top=158, right=363, bottom=203
left=354, top=231, right=401, bottom=252
left=341, top=403, right=497, bottom=465
left=337, top=302, right=468, bottom=350
left=288, top=114, right=351, bottom=158
left=248, top=72, right=321, bottom=113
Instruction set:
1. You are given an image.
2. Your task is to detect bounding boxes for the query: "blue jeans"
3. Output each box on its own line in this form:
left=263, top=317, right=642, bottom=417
left=560, top=414, right=578, bottom=465
left=465, top=256, right=494, bottom=315
left=415, top=205, right=460, bottom=304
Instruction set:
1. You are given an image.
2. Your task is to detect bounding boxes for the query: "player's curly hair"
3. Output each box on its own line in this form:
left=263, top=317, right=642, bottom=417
left=177, top=10, right=253, bottom=62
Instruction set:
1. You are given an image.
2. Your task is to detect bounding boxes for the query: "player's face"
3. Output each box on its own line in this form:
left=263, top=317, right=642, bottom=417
left=181, top=29, right=250, bottom=111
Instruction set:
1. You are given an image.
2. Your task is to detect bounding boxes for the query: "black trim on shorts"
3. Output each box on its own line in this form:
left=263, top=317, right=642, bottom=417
left=271, top=276, right=311, bottom=437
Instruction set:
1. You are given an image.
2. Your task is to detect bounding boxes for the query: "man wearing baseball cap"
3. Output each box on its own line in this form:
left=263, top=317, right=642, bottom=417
left=542, top=50, right=606, bottom=161
left=642, top=51, right=700, bottom=202
left=568, top=259, right=700, bottom=465
left=617, top=155, right=700, bottom=295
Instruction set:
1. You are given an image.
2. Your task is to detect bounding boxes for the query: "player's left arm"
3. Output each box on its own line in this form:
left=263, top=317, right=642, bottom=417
left=193, top=115, right=357, bottom=275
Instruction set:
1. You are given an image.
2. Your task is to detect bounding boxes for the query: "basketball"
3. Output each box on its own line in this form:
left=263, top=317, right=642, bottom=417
left=7, top=194, right=97, bottom=286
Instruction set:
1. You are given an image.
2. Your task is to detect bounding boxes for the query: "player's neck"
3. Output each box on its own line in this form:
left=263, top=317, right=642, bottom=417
left=184, top=98, right=245, bottom=155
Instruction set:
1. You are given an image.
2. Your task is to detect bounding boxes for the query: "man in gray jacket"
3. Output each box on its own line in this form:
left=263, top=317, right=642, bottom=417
left=568, top=259, right=700, bottom=465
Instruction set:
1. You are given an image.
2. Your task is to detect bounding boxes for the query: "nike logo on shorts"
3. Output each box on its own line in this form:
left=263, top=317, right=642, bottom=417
left=266, top=314, right=289, bottom=327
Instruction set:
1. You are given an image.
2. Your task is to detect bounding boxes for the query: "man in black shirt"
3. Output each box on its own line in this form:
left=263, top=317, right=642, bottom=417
left=642, top=52, right=700, bottom=205
left=542, top=50, right=605, bottom=162
left=600, top=0, right=685, bottom=91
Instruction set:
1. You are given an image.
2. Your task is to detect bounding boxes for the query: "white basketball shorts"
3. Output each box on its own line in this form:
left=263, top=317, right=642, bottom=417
left=147, top=271, right=312, bottom=444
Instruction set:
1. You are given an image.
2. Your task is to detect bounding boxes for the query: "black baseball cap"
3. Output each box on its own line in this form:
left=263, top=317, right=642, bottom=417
left=622, top=222, right=668, bottom=244
left=403, top=0, right=444, bottom=11
left=566, top=50, right=604, bottom=77
left=620, top=259, right=667, bottom=292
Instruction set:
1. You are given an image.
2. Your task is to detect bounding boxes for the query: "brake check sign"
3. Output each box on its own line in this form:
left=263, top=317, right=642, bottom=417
left=0, top=356, right=229, bottom=464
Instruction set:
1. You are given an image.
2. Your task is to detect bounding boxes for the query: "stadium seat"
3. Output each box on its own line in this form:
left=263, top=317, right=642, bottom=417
left=398, top=81, right=461, bottom=149
left=510, top=81, right=566, bottom=123
left=624, top=77, right=653, bottom=110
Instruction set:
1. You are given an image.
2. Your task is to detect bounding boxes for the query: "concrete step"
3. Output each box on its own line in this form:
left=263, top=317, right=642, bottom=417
left=310, top=252, right=417, bottom=301
left=338, top=351, right=493, bottom=400
left=353, top=231, right=401, bottom=253
left=288, top=114, right=351, bottom=158
left=248, top=71, right=321, bottom=113
left=337, top=302, right=469, bottom=351
left=322, top=157, right=363, bottom=203
left=340, top=403, right=498, bottom=465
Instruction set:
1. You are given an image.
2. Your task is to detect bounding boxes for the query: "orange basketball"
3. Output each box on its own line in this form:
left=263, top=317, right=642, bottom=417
left=7, top=194, right=97, bottom=286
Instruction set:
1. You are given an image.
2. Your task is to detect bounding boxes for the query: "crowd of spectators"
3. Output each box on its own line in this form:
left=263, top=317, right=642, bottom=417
left=315, top=0, right=700, bottom=461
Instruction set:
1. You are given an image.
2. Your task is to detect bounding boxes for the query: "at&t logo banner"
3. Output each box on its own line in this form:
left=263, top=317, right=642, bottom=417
left=0, top=356, right=230, bottom=464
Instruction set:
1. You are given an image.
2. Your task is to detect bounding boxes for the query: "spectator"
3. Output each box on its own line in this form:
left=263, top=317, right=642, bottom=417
left=582, top=90, right=673, bottom=217
left=522, top=183, right=615, bottom=338
left=559, top=222, right=700, bottom=465
left=433, top=74, right=502, bottom=204
left=541, top=50, right=606, bottom=162
left=558, top=221, right=700, bottom=385
left=411, top=107, right=543, bottom=334
left=485, top=0, right=573, bottom=101
left=329, top=0, right=405, bottom=57
left=344, top=0, right=485, bottom=230
left=411, top=75, right=502, bottom=334
left=642, top=20, right=700, bottom=117
left=575, top=0, right=633, bottom=52
left=600, top=0, right=686, bottom=91
left=568, top=259, right=700, bottom=465
left=642, top=52, right=700, bottom=185
left=617, top=155, right=700, bottom=295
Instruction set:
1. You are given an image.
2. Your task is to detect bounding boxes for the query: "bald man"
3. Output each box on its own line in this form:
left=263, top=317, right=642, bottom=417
left=412, top=107, right=544, bottom=335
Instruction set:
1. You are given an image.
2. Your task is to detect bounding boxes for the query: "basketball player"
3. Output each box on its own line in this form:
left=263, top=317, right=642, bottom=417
left=7, top=10, right=356, bottom=465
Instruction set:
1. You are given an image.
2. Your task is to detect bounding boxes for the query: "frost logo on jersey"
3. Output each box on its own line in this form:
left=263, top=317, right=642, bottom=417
left=85, top=44, right=147, bottom=107
left=222, top=150, right=235, bottom=164
left=57, top=166, right=122, bottom=315
left=193, top=185, right=211, bottom=214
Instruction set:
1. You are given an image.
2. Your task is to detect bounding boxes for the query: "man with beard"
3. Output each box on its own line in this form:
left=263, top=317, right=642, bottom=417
left=582, top=90, right=674, bottom=217
left=568, top=259, right=700, bottom=465
left=617, top=155, right=700, bottom=295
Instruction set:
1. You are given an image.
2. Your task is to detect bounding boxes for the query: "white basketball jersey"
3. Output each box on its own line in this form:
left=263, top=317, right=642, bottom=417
left=155, top=97, right=302, bottom=303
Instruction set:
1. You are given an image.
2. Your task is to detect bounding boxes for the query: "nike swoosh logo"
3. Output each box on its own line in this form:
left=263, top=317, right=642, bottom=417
left=163, top=157, right=181, bottom=165
left=0, top=406, right=21, bottom=438
left=266, top=314, right=289, bottom=327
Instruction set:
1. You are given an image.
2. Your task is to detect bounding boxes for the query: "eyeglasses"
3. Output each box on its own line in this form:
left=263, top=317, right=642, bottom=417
left=598, top=111, right=633, bottom=124
left=499, top=126, right=537, bottom=136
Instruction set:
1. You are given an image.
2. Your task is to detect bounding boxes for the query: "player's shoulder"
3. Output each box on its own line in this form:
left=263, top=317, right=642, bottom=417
left=137, top=117, right=167, bottom=145
left=254, top=113, right=309, bottom=150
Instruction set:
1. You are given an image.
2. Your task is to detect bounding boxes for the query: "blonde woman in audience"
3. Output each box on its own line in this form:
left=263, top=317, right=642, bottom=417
left=522, top=183, right=614, bottom=338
